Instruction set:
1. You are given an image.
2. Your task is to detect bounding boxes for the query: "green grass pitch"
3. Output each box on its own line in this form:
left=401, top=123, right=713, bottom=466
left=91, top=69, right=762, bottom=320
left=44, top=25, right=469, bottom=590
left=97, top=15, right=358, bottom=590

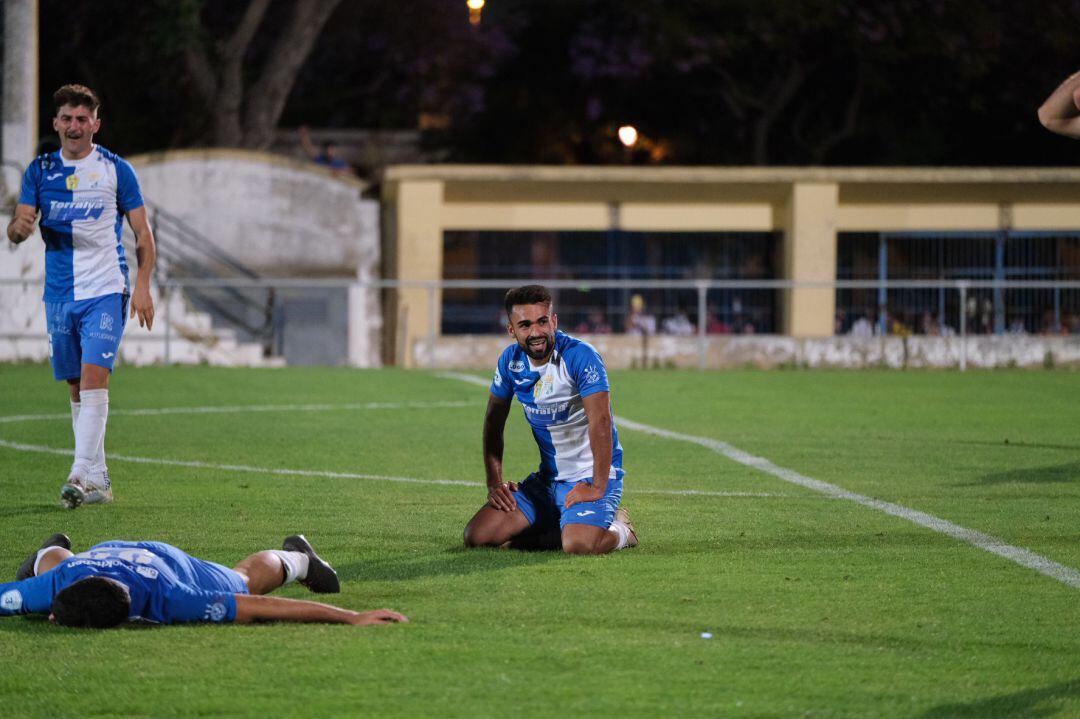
left=0, top=364, right=1078, bottom=717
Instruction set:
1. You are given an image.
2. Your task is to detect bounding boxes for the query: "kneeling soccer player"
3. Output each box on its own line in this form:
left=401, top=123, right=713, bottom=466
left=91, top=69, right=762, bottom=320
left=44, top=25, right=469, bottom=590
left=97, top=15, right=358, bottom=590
left=463, top=284, right=638, bottom=554
left=1, top=533, right=407, bottom=628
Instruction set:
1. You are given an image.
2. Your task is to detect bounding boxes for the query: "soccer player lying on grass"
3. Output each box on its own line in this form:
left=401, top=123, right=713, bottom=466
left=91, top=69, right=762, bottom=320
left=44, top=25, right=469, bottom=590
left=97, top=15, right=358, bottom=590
left=463, top=284, right=638, bottom=555
left=0, top=533, right=407, bottom=628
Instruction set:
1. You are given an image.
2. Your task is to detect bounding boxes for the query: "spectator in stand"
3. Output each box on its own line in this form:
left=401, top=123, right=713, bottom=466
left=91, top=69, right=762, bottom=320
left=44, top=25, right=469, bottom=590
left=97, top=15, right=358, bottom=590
left=1041, top=309, right=1061, bottom=334
left=297, top=126, right=357, bottom=179
left=920, top=311, right=939, bottom=336
left=849, top=314, right=875, bottom=338
left=661, top=307, right=695, bottom=336
left=891, top=314, right=912, bottom=337
left=626, top=294, right=656, bottom=336
left=705, top=306, right=731, bottom=335
left=574, top=308, right=612, bottom=335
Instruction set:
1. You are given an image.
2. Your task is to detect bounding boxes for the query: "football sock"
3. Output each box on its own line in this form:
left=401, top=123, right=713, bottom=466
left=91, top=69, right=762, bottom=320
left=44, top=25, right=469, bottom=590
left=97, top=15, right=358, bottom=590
left=270, top=550, right=310, bottom=585
left=609, top=520, right=632, bottom=550
left=71, top=389, right=108, bottom=480
left=72, top=399, right=108, bottom=486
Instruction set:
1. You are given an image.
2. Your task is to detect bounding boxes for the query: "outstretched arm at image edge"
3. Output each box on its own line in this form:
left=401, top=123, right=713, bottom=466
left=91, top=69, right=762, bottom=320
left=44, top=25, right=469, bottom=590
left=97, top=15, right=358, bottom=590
left=1038, top=71, right=1080, bottom=138
left=233, top=594, right=408, bottom=626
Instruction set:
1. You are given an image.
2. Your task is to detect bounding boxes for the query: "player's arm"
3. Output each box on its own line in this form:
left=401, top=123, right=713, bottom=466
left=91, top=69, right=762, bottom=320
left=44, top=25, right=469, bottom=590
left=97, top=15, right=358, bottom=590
left=233, top=594, right=408, bottom=626
left=0, top=575, right=55, bottom=616
left=483, top=393, right=516, bottom=511
left=1038, top=70, right=1080, bottom=138
left=6, top=203, right=38, bottom=244
left=565, top=391, right=613, bottom=508
left=126, top=206, right=157, bottom=330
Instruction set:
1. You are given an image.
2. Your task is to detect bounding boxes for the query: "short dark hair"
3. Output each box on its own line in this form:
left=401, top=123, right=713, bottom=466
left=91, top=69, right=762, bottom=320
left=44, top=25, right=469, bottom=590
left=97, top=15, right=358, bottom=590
left=504, top=285, right=552, bottom=317
left=53, top=84, right=101, bottom=114
left=52, top=577, right=130, bottom=628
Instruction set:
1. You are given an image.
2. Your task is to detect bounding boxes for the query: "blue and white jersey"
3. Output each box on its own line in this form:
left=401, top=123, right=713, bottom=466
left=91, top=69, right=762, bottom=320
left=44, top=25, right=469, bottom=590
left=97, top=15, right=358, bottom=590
left=0, top=541, right=241, bottom=625
left=491, top=330, right=623, bottom=482
left=18, top=145, right=143, bottom=302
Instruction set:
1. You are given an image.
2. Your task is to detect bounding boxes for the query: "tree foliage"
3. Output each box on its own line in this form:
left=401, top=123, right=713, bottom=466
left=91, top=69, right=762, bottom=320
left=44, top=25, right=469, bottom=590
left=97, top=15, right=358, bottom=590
left=35, top=0, right=1080, bottom=165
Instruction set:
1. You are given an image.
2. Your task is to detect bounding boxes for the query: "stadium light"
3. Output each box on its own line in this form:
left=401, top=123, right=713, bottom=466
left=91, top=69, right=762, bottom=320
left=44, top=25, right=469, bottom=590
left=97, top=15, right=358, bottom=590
left=618, top=125, right=639, bottom=148
left=467, top=0, right=485, bottom=25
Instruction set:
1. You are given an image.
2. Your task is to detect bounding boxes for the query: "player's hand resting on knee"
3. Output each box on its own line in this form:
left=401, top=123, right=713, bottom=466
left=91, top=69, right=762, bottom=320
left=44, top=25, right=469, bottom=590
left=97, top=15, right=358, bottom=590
left=565, top=481, right=604, bottom=508
left=487, top=481, right=518, bottom=512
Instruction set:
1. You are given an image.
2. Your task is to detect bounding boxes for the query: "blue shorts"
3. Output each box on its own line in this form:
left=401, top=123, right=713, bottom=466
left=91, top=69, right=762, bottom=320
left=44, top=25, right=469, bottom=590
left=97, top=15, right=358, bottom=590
left=512, top=473, right=623, bottom=531
left=46, top=293, right=128, bottom=381
left=95, top=541, right=249, bottom=595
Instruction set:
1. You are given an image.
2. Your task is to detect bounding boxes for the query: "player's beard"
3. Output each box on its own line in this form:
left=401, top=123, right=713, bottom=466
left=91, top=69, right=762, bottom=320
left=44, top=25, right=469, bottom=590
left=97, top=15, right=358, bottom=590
left=522, top=333, right=553, bottom=361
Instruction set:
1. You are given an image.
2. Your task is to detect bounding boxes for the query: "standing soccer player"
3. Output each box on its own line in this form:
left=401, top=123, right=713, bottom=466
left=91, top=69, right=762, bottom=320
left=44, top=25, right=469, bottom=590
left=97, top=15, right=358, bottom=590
left=463, top=285, right=638, bottom=554
left=5, top=84, right=156, bottom=508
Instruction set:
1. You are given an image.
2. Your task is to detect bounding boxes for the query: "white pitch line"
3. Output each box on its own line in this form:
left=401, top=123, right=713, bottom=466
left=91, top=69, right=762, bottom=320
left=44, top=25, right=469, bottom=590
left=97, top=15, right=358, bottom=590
left=0, top=438, right=477, bottom=487
left=438, top=371, right=1080, bottom=590
left=0, top=438, right=766, bottom=499
left=0, top=400, right=474, bottom=424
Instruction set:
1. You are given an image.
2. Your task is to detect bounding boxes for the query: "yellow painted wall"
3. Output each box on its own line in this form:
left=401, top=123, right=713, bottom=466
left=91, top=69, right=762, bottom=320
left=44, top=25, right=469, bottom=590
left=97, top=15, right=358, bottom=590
left=382, top=166, right=1080, bottom=366
left=782, top=183, right=839, bottom=336
left=388, top=180, right=443, bottom=367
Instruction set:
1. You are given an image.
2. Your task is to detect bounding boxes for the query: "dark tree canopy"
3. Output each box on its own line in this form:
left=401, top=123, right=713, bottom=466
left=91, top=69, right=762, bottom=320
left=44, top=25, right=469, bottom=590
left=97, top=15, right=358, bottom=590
left=36, top=0, right=1080, bottom=165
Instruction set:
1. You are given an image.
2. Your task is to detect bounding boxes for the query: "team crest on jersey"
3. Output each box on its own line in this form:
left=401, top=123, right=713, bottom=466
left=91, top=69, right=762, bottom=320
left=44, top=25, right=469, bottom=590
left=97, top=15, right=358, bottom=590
left=205, top=602, right=227, bottom=621
left=584, top=364, right=601, bottom=384
left=66, top=175, right=79, bottom=190
left=533, top=373, right=555, bottom=399
left=1, top=590, right=22, bottom=611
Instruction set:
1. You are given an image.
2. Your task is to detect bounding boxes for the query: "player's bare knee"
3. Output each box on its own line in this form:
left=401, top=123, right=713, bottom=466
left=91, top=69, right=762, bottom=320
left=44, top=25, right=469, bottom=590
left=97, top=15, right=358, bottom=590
left=463, top=523, right=493, bottom=548
left=562, top=536, right=602, bottom=555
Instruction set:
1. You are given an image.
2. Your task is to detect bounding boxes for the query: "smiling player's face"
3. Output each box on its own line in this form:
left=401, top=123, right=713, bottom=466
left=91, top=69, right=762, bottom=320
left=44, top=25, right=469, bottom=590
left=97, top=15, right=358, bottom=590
left=53, top=103, right=100, bottom=159
left=508, top=303, right=558, bottom=363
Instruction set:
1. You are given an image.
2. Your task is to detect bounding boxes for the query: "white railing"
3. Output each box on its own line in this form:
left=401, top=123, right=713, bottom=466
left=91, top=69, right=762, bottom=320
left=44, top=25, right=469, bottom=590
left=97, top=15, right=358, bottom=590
left=2, top=277, right=1079, bottom=370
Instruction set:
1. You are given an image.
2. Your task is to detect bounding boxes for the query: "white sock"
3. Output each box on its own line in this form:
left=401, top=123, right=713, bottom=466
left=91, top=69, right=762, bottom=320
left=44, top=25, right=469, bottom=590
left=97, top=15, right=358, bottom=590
left=71, top=389, right=108, bottom=480
left=608, top=520, right=631, bottom=550
left=270, top=550, right=309, bottom=584
left=72, top=400, right=108, bottom=486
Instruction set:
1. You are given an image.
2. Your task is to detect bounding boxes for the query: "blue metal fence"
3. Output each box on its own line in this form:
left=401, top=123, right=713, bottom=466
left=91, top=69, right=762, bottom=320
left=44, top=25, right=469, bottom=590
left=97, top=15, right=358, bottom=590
left=442, top=230, right=779, bottom=334
left=836, top=231, right=1080, bottom=335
